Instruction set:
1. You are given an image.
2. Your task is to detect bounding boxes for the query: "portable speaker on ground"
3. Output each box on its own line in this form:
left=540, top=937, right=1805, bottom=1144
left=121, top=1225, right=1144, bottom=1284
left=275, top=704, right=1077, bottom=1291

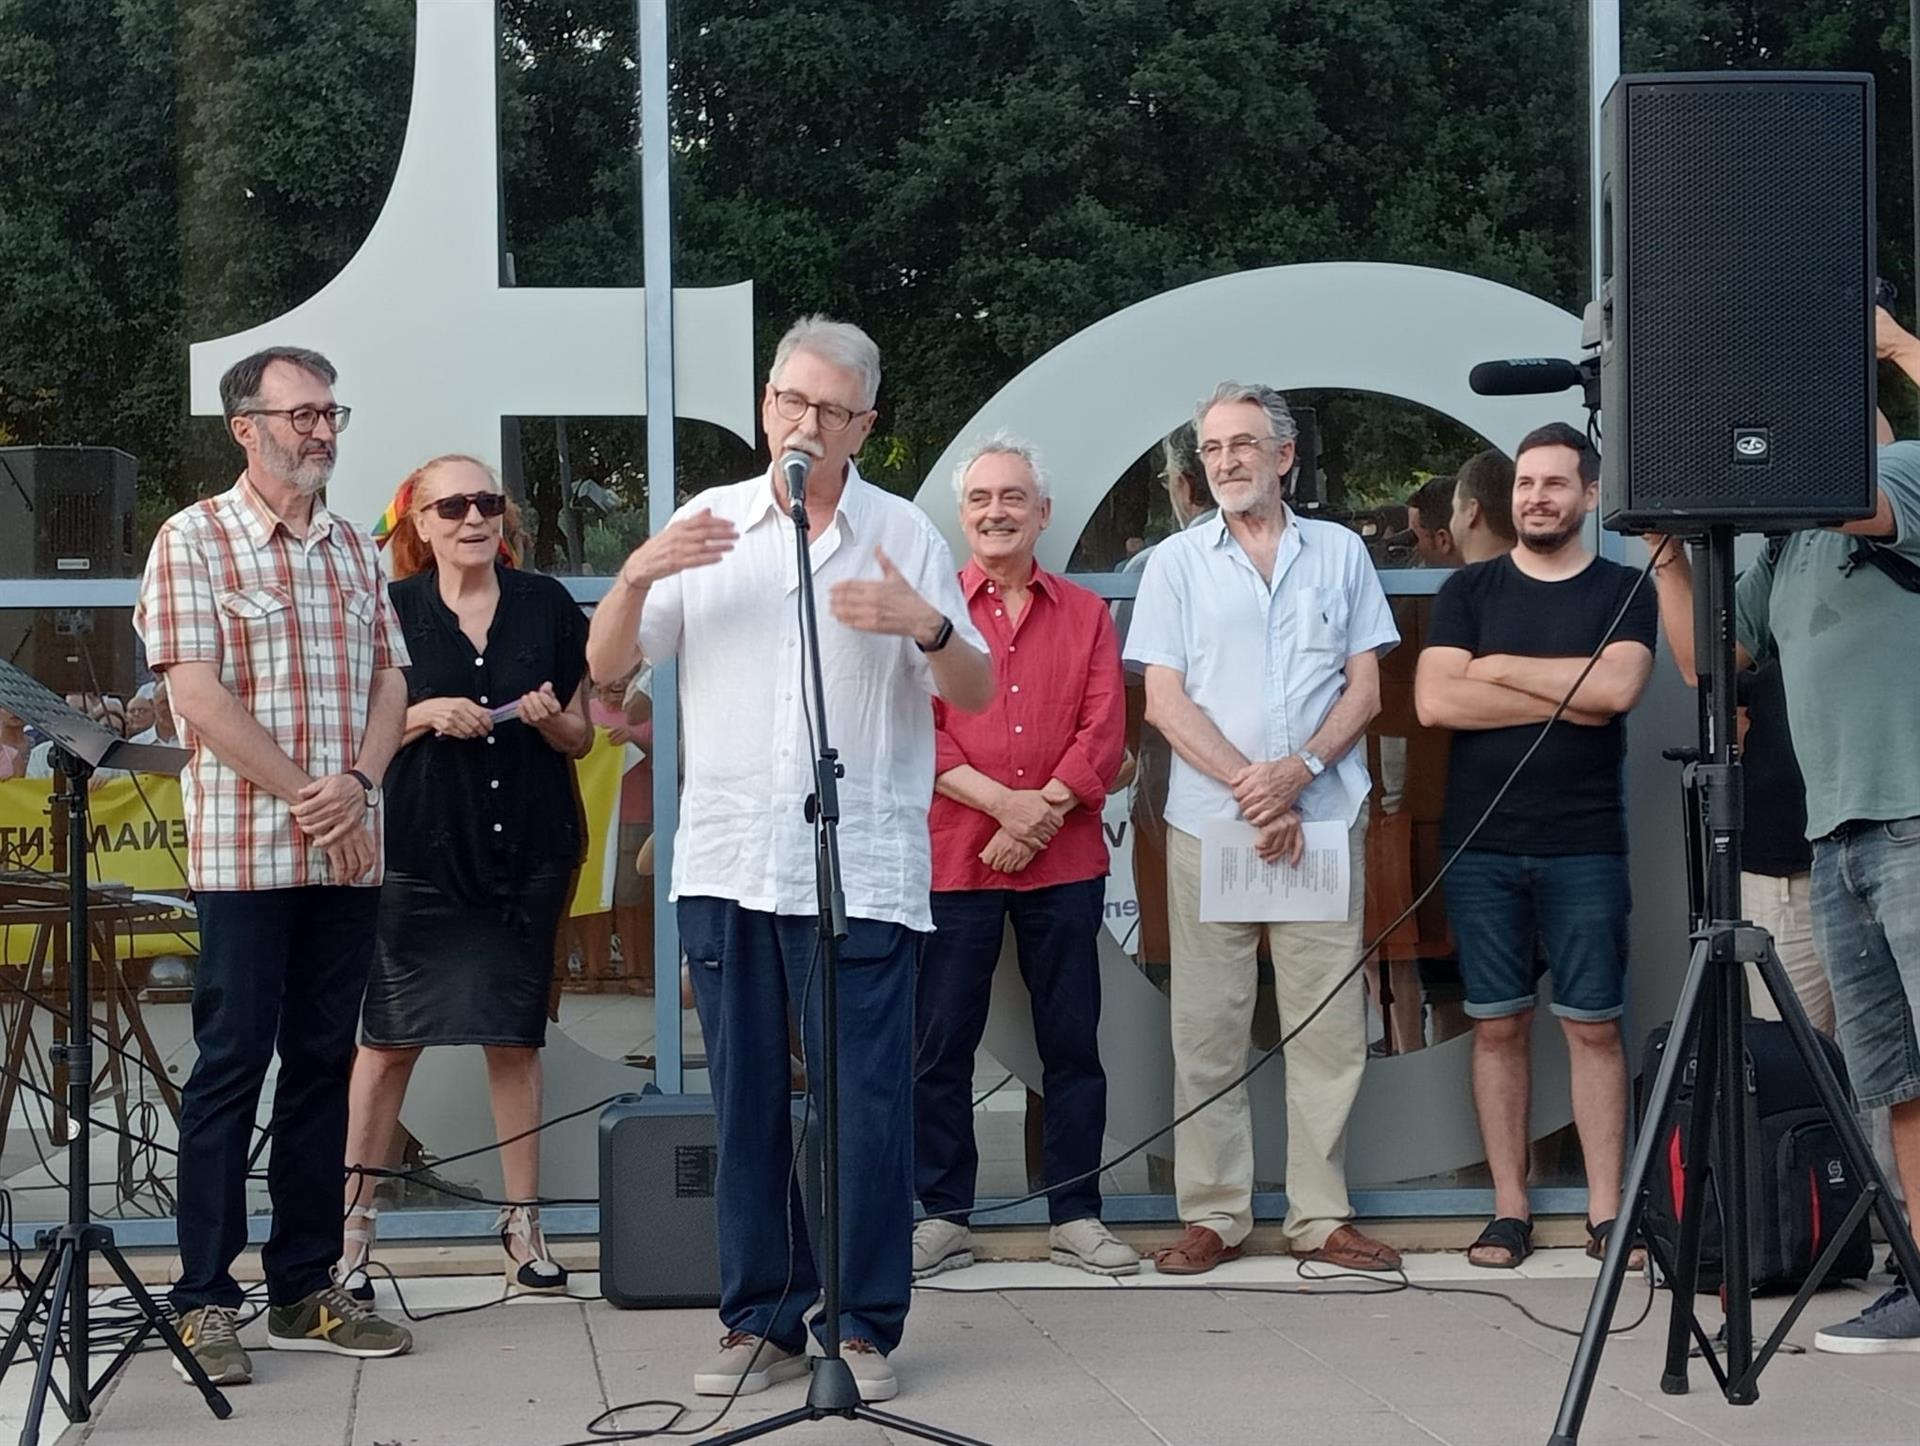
left=1598, top=72, right=1876, bottom=531
left=599, top=1091, right=821, bottom=1309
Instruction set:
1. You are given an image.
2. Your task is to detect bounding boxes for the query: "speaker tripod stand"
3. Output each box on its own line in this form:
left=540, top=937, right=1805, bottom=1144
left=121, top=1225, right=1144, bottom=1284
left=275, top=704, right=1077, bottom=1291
left=1547, top=528, right=1920, bottom=1444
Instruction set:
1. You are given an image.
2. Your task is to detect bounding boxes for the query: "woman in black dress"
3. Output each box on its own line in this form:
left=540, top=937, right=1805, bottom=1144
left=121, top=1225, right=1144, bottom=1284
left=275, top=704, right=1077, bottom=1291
left=340, top=454, right=591, bottom=1297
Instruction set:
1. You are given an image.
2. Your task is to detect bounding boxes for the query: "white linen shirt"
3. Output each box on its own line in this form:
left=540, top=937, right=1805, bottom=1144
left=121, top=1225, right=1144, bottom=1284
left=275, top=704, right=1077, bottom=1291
left=637, top=462, right=985, bottom=932
left=1123, top=506, right=1399, bottom=835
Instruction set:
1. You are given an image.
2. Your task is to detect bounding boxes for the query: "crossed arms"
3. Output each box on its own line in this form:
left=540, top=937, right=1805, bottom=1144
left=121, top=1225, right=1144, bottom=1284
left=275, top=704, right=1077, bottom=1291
left=1413, top=643, right=1652, bottom=732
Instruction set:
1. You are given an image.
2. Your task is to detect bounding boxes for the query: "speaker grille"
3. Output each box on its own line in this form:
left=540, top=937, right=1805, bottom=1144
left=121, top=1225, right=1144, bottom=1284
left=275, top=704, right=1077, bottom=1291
left=1614, top=76, right=1873, bottom=525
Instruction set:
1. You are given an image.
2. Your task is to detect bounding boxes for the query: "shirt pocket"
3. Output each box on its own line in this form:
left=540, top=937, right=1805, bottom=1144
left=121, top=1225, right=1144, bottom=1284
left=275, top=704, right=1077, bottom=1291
left=341, top=588, right=380, bottom=684
left=1297, top=585, right=1350, bottom=655
left=217, top=585, right=295, bottom=714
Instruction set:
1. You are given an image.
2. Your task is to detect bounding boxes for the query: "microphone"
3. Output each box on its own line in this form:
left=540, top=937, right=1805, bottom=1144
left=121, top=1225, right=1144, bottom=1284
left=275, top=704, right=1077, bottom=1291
left=779, top=450, right=813, bottom=507
left=1468, top=357, right=1588, bottom=396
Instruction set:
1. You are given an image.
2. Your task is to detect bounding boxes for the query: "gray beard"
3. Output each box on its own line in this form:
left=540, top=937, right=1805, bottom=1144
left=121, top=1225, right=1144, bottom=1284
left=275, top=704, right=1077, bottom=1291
left=260, top=430, right=334, bottom=496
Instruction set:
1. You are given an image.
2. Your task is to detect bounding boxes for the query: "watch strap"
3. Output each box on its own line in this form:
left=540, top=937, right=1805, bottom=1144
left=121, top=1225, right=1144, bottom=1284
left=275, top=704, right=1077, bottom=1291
left=916, top=615, right=955, bottom=654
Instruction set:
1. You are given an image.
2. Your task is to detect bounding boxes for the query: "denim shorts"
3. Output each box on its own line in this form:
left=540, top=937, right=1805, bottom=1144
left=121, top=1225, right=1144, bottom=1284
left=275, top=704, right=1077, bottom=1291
left=1812, top=816, right=1920, bottom=1111
left=1447, top=850, right=1631, bottom=1022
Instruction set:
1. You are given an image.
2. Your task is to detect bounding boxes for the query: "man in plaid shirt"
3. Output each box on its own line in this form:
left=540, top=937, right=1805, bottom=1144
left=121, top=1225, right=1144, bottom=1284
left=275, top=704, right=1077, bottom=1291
left=135, top=347, right=414, bottom=1385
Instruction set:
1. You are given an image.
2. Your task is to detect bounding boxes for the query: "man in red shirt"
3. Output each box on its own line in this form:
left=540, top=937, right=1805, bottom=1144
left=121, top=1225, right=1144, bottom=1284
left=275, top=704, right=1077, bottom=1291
left=912, top=435, right=1136, bottom=1278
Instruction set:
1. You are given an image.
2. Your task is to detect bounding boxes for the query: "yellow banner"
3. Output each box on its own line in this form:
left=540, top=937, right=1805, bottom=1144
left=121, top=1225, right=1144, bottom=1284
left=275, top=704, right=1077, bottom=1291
left=0, top=735, right=628, bottom=960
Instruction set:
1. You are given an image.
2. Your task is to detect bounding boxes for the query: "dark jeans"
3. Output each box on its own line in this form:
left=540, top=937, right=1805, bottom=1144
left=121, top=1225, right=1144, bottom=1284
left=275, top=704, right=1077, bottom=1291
left=914, top=879, right=1107, bottom=1227
left=680, top=897, right=917, bottom=1356
left=170, top=886, right=380, bottom=1313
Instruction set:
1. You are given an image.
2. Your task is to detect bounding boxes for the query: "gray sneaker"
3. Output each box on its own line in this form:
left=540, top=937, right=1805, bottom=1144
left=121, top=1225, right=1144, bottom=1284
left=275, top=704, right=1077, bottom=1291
left=843, top=1338, right=898, bottom=1402
left=172, top=1304, right=250, bottom=1386
left=265, top=1284, right=412, bottom=1358
left=911, top=1218, right=973, bottom=1280
left=693, top=1331, right=809, bottom=1396
left=1814, top=1284, right=1920, bottom=1354
left=1050, top=1217, right=1141, bottom=1277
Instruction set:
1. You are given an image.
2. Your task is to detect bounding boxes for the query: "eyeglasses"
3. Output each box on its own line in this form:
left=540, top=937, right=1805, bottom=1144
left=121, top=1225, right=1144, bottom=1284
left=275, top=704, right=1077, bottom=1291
left=1197, top=434, right=1279, bottom=464
left=241, top=405, right=352, bottom=434
left=423, top=492, right=508, bottom=521
left=772, top=389, right=863, bottom=433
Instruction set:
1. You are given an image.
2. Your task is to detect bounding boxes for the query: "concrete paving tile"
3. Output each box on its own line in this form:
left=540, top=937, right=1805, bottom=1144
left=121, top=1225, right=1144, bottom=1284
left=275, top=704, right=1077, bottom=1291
left=913, top=1260, right=1122, bottom=1292
left=66, top=1350, right=362, bottom=1446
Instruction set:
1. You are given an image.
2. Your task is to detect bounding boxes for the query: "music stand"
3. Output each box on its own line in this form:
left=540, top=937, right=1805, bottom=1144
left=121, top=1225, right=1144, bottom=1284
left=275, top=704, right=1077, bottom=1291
left=0, top=660, right=226, bottom=1444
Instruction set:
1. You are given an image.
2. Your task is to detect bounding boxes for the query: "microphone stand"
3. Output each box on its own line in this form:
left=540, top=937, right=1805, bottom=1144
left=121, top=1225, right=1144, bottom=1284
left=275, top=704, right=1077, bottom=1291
left=706, top=459, right=987, bottom=1446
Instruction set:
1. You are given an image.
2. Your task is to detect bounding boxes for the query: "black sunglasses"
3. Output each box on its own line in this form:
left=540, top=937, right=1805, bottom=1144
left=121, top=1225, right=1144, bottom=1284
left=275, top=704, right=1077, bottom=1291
left=425, top=492, right=507, bottom=522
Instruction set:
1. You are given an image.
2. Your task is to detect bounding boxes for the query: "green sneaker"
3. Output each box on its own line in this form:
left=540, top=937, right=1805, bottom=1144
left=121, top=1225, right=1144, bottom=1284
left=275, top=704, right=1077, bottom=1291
left=172, top=1304, right=251, bottom=1386
left=265, top=1284, right=412, bottom=1359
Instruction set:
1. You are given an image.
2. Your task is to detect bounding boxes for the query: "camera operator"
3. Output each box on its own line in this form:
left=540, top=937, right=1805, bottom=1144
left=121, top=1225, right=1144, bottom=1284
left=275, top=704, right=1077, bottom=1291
left=1641, top=304, right=1920, bottom=1354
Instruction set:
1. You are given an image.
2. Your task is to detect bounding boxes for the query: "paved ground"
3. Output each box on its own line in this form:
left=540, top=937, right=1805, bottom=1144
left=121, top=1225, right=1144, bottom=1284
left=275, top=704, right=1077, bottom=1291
left=7, top=1251, right=1913, bottom=1446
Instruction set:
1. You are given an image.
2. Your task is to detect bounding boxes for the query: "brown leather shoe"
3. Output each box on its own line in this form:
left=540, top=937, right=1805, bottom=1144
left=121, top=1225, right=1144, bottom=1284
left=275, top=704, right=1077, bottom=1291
left=1292, top=1224, right=1403, bottom=1273
left=1151, top=1225, right=1243, bottom=1276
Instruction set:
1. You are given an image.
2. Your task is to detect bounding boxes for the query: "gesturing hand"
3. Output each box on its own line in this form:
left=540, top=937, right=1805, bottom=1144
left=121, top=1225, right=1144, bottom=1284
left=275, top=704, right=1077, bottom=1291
left=829, top=548, right=943, bottom=642
left=617, top=508, right=739, bottom=589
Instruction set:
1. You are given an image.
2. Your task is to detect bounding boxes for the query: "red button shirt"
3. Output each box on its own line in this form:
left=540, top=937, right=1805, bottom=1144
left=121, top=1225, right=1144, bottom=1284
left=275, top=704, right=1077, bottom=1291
left=930, top=562, right=1125, bottom=892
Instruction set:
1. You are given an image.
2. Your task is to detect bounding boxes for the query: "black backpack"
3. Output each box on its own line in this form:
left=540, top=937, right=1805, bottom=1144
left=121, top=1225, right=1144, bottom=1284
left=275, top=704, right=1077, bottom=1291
left=1637, top=1018, right=1874, bottom=1294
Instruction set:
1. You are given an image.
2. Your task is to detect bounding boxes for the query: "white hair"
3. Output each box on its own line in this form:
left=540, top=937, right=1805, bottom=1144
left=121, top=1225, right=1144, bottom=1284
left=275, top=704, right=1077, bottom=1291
left=769, top=314, right=882, bottom=410
left=1195, top=380, right=1298, bottom=449
left=949, top=432, right=1051, bottom=503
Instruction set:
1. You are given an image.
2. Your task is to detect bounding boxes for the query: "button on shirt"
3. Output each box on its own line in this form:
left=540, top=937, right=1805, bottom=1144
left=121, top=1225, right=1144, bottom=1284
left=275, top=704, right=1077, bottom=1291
left=1123, top=508, right=1398, bottom=834
left=637, top=463, right=985, bottom=932
left=133, top=476, right=408, bottom=891
left=931, top=563, right=1125, bottom=892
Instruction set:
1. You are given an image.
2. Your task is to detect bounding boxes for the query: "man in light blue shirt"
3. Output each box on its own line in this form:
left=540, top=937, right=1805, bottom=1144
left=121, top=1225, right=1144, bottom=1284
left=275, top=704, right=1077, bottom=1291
left=1125, top=381, right=1400, bottom=1275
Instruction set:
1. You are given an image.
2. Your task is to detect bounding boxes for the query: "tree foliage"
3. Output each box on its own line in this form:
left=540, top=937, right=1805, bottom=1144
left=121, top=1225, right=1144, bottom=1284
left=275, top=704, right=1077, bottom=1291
left=1, top=1, right=1915, bottom=566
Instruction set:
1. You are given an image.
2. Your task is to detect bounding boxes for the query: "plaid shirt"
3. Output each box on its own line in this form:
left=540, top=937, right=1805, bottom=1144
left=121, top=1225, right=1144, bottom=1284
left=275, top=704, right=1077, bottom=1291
left=134, top=476, right=408, bottom=892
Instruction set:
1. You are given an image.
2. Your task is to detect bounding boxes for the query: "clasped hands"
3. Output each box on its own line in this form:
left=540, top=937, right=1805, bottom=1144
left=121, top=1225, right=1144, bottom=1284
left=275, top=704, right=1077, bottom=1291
left=291, top=773, right=374, bottom=882
left=979, top=779, right=1075, bottom=875
left=1231, top=757, right=1313, bottom=866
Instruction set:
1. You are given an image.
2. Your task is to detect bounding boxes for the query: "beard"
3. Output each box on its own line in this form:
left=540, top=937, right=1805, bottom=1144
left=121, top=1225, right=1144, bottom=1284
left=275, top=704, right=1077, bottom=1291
left=259, top=427, right=335, bottom=496
left=1518, top=514, right=1583, bottom=553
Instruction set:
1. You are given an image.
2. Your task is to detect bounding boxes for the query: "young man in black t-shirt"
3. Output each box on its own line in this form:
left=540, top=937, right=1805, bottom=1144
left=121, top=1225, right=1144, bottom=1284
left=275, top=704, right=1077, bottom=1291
left=1414, top=422, right=1658, bottom=1269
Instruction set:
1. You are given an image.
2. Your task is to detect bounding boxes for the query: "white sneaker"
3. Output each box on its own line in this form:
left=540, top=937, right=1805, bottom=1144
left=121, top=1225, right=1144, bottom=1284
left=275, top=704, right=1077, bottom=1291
left=911, top=1218, right=974, bottom=1279
left=1049, top=1218, right=1141, bottom=1276
left=843, top=1338, right=898, bottom=1402
left=692, top=1331, right=809, bottom=1396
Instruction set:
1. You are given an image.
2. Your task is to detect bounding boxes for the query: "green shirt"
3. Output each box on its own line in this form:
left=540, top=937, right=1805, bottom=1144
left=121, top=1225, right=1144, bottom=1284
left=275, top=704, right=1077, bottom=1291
left=1735, top=440, right=1920, bottom=839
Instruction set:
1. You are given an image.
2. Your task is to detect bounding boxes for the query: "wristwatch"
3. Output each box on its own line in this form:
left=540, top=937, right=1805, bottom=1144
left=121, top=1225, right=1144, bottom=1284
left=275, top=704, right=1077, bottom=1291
left=916, top=615, right=956, bottom=654
left=1296, top=750, right=1327, bottom=779
left=347, top=768, right=382, bottom=810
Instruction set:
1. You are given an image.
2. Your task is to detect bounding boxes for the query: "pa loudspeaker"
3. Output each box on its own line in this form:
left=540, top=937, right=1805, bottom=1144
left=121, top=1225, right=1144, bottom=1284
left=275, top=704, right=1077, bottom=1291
left=599, top=1092, right=821, bottom=1309
left=1598, top=71, right=1876, bottom=532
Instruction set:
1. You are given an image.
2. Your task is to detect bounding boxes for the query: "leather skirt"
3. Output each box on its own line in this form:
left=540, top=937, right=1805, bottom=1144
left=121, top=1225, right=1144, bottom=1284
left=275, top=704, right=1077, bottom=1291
left=361, top=863, right=572, bottom=1048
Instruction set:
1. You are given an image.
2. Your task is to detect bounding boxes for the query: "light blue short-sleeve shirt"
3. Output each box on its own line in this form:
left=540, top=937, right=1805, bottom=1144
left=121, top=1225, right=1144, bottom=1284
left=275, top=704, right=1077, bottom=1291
left=1123, top=507, right=1399, bottom=834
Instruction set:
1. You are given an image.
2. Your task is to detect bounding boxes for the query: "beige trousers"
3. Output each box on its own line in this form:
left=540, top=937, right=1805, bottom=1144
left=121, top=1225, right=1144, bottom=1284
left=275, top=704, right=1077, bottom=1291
left=1165, top=817, right=1368, bottom=1250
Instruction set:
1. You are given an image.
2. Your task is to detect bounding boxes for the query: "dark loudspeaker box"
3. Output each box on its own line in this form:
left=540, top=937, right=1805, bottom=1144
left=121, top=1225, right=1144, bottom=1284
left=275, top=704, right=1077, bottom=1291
left=599, top=1092, right=821, bottom=1309
left=1599, top=72, right=1877, bottom=532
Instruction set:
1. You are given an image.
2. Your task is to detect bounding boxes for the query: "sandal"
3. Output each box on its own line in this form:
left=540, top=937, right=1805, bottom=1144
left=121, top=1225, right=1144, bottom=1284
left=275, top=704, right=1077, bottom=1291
left=1586, top=1217, right=1649, bottom=1271
left=1467, top=1216, right=1535, bottom=1269
left=499, top=1203, right=570, bottom=1296
left=334, top=1201, right=378, bottom=1303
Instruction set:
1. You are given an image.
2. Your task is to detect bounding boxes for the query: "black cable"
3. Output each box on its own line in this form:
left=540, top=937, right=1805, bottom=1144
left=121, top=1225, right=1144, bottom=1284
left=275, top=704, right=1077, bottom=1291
left=971, top=1071, right=1016, bottom=1110
left=931, top=537, right=1674, bottom=1224
left=912, top=1257, right=1659, bottom=1340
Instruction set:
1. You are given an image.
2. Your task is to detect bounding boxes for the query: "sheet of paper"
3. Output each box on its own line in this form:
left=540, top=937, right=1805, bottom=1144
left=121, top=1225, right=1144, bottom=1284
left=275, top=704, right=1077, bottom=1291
left=1198, top=819, right=1350, bottom=923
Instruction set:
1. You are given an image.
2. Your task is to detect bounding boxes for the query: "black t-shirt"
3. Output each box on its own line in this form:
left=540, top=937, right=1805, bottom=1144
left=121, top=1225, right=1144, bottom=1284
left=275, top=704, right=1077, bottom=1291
left=1430, top=554, right=1658, bottom=856
left=1735, top=662, right=1811, bottom=877
left=384, top=566, right=589, bottom=902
